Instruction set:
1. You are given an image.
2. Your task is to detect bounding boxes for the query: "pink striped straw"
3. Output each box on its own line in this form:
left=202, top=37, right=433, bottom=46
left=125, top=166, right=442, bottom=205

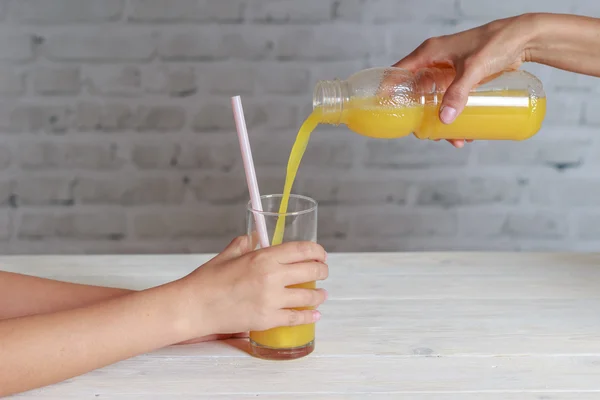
left=231, top=96, right=270, bottom=249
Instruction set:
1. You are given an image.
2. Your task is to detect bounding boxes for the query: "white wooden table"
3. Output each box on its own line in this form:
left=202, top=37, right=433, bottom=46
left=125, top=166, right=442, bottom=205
left=5, top=252, right=600, bottom=399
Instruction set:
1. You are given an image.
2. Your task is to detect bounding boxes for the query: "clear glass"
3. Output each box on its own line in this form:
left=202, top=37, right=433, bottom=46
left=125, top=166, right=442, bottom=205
left=246, top=194, right=318, bottom=360
left=312, top=66, right=546, bottom=141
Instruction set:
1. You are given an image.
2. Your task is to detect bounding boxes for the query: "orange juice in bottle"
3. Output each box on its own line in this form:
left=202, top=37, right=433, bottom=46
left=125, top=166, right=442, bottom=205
left=312, top=66, right=546, bottom=140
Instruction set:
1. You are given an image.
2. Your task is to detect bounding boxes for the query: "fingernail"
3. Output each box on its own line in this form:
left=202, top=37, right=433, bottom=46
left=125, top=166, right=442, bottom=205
left=313, top=310, right=322, bottom=322
left=440, top=106, right=457, bottom=124
left=324, top=251, right=328, bottom=262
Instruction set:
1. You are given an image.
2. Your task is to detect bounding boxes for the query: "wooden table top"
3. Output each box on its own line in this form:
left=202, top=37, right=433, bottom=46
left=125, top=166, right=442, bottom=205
left=5, top=252, right=600, bottom=399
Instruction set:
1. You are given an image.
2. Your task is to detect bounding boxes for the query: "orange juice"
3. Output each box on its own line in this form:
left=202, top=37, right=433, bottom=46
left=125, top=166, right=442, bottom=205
left=250, top=111, right=320, bottom=351
left=249, top=280, right=316, bottom=349
left=330, top=90, right=546, bottom=140
left=261, top=90, right=546, bottom=351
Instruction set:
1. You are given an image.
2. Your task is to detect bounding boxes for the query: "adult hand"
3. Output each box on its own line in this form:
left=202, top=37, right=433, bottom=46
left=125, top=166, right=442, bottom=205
left=394, top=14, right=536, bottom=147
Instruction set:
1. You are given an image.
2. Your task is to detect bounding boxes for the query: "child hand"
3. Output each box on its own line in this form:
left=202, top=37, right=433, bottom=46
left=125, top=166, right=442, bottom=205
left=177, top=235, right=328, bottom=339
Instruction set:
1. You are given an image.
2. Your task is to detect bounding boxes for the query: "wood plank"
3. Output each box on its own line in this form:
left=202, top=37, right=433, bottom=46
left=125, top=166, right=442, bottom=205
left=4, top=253, right=600, bottom=300
left=144, top=297, right=600, bottom=357
left=12, top=393, right=600, bottom=399
left=4, top=252, right=600, bottom=277
left=15, top=356, right=600, bottom=396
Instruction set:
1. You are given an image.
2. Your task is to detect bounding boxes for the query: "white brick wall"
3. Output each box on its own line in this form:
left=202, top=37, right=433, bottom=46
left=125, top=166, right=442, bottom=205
left=0, top=0, right=596, bottom=254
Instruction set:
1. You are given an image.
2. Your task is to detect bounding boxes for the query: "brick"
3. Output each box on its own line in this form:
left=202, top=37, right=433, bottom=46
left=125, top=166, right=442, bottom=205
left=0, top=34, right=34, bottom=62
left=252, top=136, right=352, bottom=168
left=277, top=26, right=386, bottom=61
left=0, top=180, right=11, bottom=206
left=132, top=143, right=178, bottom=169
left=366, top=138, right=470, bottom=168
left=318, top=207, right=351, bottom=239
left=300, top=178, right=409, bottom=205
left=389, top=24, right=451, bottom=60
left=0, top=211, right=11, bottom=240
left=249, top=102, right=298, bottom=130
left=0, top=66, right=24, bottom=95
left=545, top=94, right=583, bottom=125
left=158, top=30, right=225, bottom=61
left=143, top=66, right=196, bottom=97
left=477, top=139, right=589, bottom=170
left=354, top=210, right=457, bottom=237
left=34, top=66, right=80, bottom=95
left=371, top=0, right=458, bottom=23
left=175, top=142, right=237, bottom=172
left=258, top=65, right=310, bottom=95
left=190, top=175, right=284, bottom=204
left=459, top=212, right=507, bottom=237
left=44, top=32, right=155, bottom=62
left=136, top=106, right=185, bottom=132
left=134, top=207, right=242, bottom=238
left=201, top=0, right=246, bottom=22
left=128, top=0, right=201, bottom=22
left=0, top=145, right=11, bottom=169
left=583, top=97, right=600, bottom=126
left=74, top=177, right=185, bottom=205
left=572, top=0, right=600, bottom=17
left=577, top=213, right=600, bottom=239
left=250, top=0, right=333, bottom=23
left=311, top=62, right=364, bottom=85
left=10, top=0, right=123, bottom=23
left=0, top=0, right=7, bottom=21
left=416, top=178, right=520, bottom=207
left=10, top=105, right=72, bottom=133
left=19, top=142, right=123, bottom=170
left=503, top=212, right=567, bottom=239
left=554, top=180, right=600, bottom=207
left=459, top=0, right=571, bottom=18
left=221, top=29, right=276, bottom=60
left=206, top=65, right=256, bottom=95
left=193, top=101, right=296, bottom=132
left=190, top=176, right=247, bottom=204
left=547, top=67, right=599, bottom=92
left=129, top=0, right=245, bottom=22
left=86, top=66, right=141, bottom=96
left=13, top=177, right=73, bottom=206
left=528, top=179, right=555, bottom=206
left=333, top=0, right=365, bottom=22
left=303, top=138, right=353, bottom=168
left=19, top=212, right=126, bottom=240
left=76, top=102, right=135, bottom=132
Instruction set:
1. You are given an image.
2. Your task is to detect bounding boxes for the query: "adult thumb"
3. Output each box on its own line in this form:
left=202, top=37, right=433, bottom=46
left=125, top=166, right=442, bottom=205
left=439, top=62, right=484, bottom=124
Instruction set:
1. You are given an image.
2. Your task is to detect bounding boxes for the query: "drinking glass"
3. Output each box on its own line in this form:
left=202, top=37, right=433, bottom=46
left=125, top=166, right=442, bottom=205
left=246, top=194, right=318, bottom=360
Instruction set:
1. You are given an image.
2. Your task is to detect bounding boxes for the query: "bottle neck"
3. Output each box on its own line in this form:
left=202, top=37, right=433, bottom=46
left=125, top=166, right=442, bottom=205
left=312, top=79, right=349, bottom=125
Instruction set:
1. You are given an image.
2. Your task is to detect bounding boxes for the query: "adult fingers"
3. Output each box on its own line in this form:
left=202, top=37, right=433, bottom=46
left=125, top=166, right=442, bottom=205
left=393, top=37, right=441, bottom=71
left=439, top=58, right=486, bottom=124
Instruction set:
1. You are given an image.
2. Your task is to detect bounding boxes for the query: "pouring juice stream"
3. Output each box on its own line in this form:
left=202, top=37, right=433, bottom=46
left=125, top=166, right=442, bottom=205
left=260, top=66, right=546, bottom=350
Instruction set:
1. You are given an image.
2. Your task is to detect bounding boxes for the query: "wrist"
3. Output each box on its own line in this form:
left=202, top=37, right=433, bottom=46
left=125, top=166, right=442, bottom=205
left=518, top=12, right=551, bottom=63
left=167, top=277, right=218, bottom=340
